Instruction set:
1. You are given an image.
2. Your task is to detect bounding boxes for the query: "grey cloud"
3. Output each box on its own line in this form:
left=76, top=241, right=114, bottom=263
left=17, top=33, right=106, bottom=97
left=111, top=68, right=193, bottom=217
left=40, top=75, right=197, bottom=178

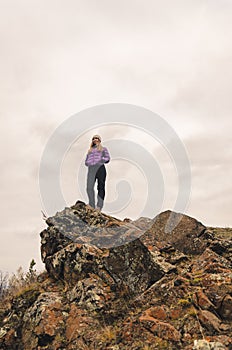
left=183, top=133, right=232, bottom=225
left=185, top=134, right=232, bottom=167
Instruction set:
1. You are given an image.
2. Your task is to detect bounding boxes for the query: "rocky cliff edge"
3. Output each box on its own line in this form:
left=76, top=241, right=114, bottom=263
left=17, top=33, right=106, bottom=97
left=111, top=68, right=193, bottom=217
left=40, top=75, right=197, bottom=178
left=0, top=201, right=232, bottom=350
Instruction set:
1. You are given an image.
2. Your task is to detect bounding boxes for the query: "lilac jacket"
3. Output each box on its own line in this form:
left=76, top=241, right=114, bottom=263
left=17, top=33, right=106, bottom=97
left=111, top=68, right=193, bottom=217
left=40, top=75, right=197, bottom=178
left=85, top=146, right=110, bottom=167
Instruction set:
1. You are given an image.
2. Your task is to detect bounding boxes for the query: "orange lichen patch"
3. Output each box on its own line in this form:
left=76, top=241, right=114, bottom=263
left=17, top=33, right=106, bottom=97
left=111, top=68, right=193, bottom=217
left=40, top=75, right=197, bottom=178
left=141, top=306, right=167, bottom=321
left=150, top=321, right=181, bottom=342
left=74, top=243, right=83, bottom=249
left=198, top=309, right=221, bottom=332
left=169, top=307, right=182, bottom=320
left=193, top=290, right=214, bottom=310
left=139, top=314, right=157, bottom=323
left=65, top=304, right=97, bottom=343
left=139, top=314, right=181, bottom=342
left=34, top=304, right=64, bottom=336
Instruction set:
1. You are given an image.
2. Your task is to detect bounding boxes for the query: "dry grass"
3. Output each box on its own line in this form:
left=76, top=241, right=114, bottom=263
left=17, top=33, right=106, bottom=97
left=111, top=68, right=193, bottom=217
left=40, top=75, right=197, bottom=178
left=0, top=260, right=39, bottom=305
left=207, top=226, right=232, bottom=239
left=99, top=325, right=118, bottom=343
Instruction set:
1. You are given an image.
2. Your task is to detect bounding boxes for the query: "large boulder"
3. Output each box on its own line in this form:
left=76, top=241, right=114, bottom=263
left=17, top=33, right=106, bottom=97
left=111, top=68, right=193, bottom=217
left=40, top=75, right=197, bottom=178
left=40, top=201, right=167, bottom=295
left=141, top=210, right=207, bottom=254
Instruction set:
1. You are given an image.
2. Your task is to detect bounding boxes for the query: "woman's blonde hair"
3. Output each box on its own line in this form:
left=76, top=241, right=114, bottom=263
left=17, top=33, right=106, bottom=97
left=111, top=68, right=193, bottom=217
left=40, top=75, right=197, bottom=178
left=88, top=135, right=103, bottom=153
left=88, top=143, right=103, bottom=152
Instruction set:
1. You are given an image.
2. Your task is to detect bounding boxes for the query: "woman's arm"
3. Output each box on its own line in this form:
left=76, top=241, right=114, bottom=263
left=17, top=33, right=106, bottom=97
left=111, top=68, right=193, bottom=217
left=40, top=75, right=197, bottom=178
left=85, top=152, right=93, bottom=166
left=101, top=147, right=110, bottom=164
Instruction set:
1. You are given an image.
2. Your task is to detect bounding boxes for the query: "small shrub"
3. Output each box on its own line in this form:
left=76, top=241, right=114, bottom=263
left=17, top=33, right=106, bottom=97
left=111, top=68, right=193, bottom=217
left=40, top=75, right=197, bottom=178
left=191, top=277, right=203, bottom=286
left=0, top=259, right=39, bottom=304
left=0, top=271, right=9, bottom=300
left=98, top=325, right=117, bottom=344
left=177, top=298, right=192, bottom=307
left=187, top=306, right=197, bottom=316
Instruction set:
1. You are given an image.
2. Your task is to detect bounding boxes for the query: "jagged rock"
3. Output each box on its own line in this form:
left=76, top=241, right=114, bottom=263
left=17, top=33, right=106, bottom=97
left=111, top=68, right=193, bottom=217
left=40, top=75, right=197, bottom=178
left=103, top=239, right=165, bottom=294
left=1, top=202, right=232, bottom=350
left=132, top=216, right=153, bottom=230
left=198, top=310, right=221, bottom=333
left=193, top=339, right=227, bottom=349
left=193, top=290, right=215, bottom=311
left=141, top=305, right=168, bottom=320
left=149, top=249, right=177, bottom=274
left=42, top=200, right=144, bottom=249
left=40, top=203, right=170, bottom=295
left=208, top=227, right=232, bottom=263
left=22, top=292, right=65, bottom=349
left=65, top=304, right=99, bottom=348
left=141, top=210, right=207, bottom=254
left=189, top=249, right=232, bottom=316
left=139, top=313, right=181, bottom=341
left=67, top=274, right=115, bottom=311
left=218, top=294, right=232, bottom=320
left=43, top=237, right=165, bottom=296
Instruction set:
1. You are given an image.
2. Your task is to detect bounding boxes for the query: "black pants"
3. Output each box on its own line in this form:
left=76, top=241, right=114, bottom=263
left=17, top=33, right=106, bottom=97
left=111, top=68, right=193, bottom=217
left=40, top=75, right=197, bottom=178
left=86, top=164, right=106, bottom=209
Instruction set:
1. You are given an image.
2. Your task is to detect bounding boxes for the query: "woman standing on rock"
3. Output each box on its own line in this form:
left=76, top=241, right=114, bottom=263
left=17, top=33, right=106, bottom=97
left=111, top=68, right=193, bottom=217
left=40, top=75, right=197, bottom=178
left=85, top=135, right=110, bottom=211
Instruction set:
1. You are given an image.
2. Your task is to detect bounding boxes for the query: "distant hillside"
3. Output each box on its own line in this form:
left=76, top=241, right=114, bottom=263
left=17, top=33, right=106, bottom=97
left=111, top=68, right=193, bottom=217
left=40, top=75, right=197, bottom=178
left=0, top=201, right=231, bottom=350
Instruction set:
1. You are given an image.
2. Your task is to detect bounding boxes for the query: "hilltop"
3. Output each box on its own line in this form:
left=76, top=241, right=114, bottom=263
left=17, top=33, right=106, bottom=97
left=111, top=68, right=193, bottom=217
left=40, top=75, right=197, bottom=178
left=0, top=201, right=231, bottom=350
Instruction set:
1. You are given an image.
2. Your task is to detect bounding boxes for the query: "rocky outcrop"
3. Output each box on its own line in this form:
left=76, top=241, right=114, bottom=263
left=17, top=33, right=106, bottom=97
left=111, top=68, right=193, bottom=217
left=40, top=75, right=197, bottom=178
left=0, top=201, right=231, bottom=350
left=141, top=210, right=207, bottom=254
left=40, top=201, right=169, bottom=295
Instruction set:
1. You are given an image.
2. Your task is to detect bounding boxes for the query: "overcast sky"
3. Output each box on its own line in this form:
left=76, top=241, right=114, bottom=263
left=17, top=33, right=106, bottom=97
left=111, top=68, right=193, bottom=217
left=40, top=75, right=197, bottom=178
left=1, top=0, right=232, bottom=274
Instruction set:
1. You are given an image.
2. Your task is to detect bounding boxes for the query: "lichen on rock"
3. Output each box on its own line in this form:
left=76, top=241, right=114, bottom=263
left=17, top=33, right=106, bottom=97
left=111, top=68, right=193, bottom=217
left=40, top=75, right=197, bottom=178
left=0, top=201, right=232, bottom=350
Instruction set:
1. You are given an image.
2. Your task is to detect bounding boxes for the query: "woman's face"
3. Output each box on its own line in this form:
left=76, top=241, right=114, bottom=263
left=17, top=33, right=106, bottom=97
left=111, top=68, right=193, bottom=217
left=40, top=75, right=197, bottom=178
left=92, top=137, right=100, bottom=145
